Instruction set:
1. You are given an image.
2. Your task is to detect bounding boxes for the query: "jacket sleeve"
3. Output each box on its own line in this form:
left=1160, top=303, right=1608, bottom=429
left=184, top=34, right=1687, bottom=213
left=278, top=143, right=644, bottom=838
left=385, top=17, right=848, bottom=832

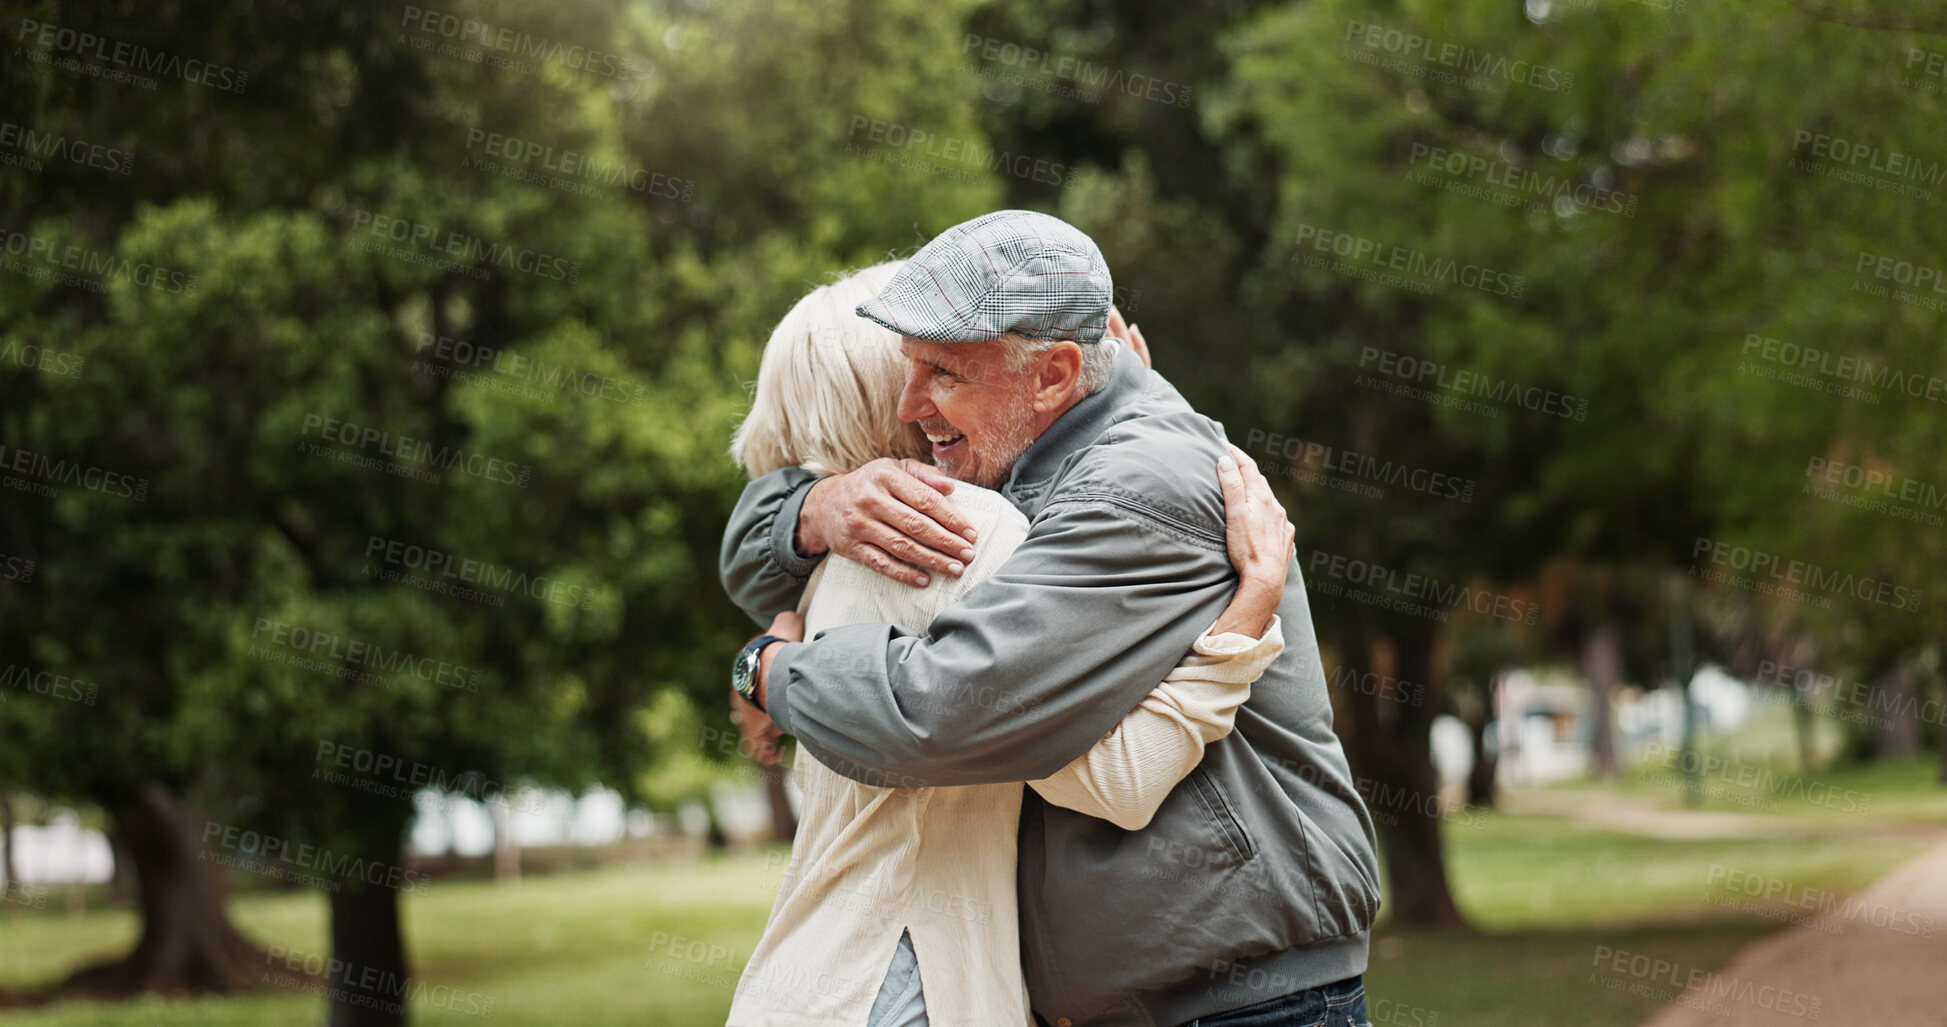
left=1026, top=616, right=1284, bottom=830
left=765, top=496, right=1240, bottom=787
left=718, top=466, right=822, bottom=626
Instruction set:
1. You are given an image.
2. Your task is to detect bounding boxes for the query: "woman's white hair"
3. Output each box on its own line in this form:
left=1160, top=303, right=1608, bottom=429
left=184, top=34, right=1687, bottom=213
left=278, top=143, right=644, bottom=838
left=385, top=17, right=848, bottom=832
left=730, top=261, right=927, bottom=480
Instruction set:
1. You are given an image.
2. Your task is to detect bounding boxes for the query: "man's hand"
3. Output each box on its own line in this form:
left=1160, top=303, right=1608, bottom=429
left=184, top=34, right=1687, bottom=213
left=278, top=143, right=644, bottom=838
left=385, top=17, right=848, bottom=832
left=795, top=457, right=980, bottom=588
left=1107, top=306, right=1150, bottom=369
left=736, top=610, right=803, bottom=760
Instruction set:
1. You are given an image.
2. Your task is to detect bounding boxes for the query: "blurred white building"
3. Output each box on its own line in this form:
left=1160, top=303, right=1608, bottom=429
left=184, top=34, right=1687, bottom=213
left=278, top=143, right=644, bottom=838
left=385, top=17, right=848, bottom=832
left=1476, top=664, right=1757, bottom=790
left=5, top=809, right=114, bottom=886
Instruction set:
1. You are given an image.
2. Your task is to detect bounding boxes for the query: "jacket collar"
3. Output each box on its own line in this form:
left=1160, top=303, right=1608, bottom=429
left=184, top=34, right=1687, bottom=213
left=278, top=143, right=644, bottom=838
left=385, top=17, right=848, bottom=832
left=1002, top=342, right=1147, bottom=498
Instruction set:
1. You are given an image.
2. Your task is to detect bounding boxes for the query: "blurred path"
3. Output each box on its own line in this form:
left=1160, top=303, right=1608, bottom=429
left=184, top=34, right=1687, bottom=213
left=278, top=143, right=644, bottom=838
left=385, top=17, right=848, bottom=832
left=1502, top=788, right=1944, bottom=840
left=1638, top=837, right=1947, bottom=1027
left=1502, top=789, right=1790, bottom=839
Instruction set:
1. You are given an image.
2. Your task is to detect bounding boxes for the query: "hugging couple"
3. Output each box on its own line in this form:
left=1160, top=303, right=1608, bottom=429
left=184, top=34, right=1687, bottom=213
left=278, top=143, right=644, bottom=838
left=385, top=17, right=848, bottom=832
left=718, top=211, right=1381, bottom=1027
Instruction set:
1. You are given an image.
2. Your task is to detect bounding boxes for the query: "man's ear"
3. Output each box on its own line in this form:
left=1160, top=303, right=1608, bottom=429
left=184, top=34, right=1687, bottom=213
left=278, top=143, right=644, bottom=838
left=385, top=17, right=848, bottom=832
left=1031, top=341, right=1084, bottom=412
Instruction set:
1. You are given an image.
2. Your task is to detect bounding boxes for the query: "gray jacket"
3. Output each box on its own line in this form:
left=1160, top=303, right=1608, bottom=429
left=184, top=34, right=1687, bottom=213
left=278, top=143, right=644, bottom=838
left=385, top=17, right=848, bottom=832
left=719, top=345, right=1380, bottom=1027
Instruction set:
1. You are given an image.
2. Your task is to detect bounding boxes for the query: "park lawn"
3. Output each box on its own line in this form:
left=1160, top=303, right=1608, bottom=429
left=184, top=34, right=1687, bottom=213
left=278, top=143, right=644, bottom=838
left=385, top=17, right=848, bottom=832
left=1553, top=744, right=1947, bottom=826
left=1362, top=811, right=1929, bottom=1024
left=0, top=854, right=779, bottom=1026
left=0, top=813, right=1928, bottom=1027
left=1545, top=698, right=1947, bottom=826
left=1614, top=754, right=1947, bottom=825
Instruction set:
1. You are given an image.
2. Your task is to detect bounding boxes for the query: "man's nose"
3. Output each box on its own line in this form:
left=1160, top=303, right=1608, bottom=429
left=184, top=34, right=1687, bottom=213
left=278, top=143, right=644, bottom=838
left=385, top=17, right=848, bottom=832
left=896, top=365, right=933, bottom=422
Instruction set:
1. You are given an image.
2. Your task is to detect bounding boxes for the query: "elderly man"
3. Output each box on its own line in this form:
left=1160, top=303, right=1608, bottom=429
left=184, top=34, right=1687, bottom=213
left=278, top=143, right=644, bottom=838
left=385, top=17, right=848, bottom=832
left=721, top=210, right=1379, bottom=1027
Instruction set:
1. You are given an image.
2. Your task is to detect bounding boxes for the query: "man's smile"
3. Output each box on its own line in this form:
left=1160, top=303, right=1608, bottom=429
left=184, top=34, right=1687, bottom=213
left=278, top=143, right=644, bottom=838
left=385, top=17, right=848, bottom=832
left=922, top=424, right=967, bottom=458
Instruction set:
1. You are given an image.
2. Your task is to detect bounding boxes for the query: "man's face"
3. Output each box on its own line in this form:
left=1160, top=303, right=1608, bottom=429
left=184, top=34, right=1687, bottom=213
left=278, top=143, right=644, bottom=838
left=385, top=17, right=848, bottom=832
left=896, top=339, right=1039, bottom=489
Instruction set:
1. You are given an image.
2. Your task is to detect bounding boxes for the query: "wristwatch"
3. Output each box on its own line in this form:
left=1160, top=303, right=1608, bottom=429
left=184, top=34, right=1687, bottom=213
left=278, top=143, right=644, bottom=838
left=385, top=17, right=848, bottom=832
left=731, top=634, right=785, bottom=712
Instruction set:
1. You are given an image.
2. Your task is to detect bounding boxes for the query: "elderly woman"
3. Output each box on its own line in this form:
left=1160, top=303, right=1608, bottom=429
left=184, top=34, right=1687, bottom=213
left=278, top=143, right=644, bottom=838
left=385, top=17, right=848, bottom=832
left=723, top=262, right=1294, bottom=1027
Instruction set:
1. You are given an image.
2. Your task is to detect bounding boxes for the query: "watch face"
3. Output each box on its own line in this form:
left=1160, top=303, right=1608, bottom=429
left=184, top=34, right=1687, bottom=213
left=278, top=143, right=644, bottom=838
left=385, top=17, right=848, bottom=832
left=733, top=643, right=761, bottom=696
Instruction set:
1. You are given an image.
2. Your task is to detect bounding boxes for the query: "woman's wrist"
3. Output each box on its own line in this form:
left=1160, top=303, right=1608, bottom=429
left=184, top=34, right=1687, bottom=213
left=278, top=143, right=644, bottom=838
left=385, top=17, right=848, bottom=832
left=1212, top=579, right=1282, bottom=639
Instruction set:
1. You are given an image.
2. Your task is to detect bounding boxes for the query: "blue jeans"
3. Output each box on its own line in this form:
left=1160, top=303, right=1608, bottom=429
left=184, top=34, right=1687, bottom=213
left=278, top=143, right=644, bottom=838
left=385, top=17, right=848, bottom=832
left=1184, top=975, right=1369, bottom=1027
left=866, top=930, right=927, bottom=1027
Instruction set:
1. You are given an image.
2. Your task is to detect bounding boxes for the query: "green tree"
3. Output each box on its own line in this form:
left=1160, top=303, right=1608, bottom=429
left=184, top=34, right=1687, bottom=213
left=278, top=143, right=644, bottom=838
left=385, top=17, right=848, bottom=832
left=0, top=0, right=991, bottom=1023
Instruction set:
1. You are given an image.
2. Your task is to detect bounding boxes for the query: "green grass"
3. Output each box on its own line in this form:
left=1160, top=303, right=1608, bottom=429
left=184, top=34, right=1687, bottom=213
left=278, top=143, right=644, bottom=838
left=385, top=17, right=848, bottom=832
left=1358, top=811, right=1929, bottom=1025
left=1535, top=696, right=1947, bottom=825
left=1443, top=812, right=1925, bottom=928
left=0, top=855, right=780, bottom=1026
left=1548, top=741, right=1947, bottom=826
left=1363, top=921, right=1771, bottom=1026
left=0, top=808, right=1928, bottom=1027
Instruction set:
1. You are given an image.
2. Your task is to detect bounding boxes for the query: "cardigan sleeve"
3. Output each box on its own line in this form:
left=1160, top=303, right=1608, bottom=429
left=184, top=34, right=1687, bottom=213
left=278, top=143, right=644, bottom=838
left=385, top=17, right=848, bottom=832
left=1025, top=616, right=1285, bottom=830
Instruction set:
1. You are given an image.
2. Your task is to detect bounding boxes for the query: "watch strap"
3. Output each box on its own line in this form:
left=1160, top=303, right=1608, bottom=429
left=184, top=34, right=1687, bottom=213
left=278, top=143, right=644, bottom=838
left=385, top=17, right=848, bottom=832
left=734, top=634, right=786, bottom=711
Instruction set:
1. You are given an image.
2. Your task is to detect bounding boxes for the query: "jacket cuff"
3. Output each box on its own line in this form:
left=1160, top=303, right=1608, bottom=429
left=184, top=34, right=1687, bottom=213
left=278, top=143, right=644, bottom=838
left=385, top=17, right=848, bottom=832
left=764, top=641, right=805, bottom=736
left=768, top=476, right=824, bottom=580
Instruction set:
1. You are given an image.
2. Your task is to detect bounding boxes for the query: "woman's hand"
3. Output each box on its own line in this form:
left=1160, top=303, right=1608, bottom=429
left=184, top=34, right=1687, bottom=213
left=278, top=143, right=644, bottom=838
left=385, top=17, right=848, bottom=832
left=1107, top=306, right=1150, bottom=369
left=1211, top=443, right=1293, bottom=638
left=729, top=688, right=783, bottom=766
left=765, top=609, right=805, bottom=644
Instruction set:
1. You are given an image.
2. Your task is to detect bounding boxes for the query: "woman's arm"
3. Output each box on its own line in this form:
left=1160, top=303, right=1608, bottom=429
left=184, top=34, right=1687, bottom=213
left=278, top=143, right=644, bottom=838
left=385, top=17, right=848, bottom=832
left=1027, top=446, right=1295, bottom=830
left=1026, top=618, right=1283, bottom=829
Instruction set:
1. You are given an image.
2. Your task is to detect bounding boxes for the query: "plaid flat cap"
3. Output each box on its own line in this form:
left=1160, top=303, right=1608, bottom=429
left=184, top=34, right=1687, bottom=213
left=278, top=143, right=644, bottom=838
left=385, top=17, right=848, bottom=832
left=857, top=209, right=1114, bottom=344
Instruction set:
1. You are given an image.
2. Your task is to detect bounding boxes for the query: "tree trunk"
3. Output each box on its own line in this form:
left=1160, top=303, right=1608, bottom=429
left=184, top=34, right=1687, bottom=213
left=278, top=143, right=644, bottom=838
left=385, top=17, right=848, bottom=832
left=1463, top=691, right=1497, bottom=809
left=62, top=782, right=270, bottom=996
left=1581, top=621, right=1623, bottom=779
left=328, top=879, right=409, bottom=1027
left=704, top=798, right=729, bottom=850
left=1938, top=708, right=1947, bottom=784
left=1791, top=670, right=1817, bottom=774
left=1, top=790, right=15, bottom=908
left=490, top=797, right=520, bottom=883
left=107, top=827, right=133, bottom=907
left=1872, top=664, right=1920, bottom=758
left=1667, top=574, right=1701, bottom=807
left=763, top=765, right=797, bottom=843
left=1334, top=620, right=1467, bottom=929
left=1776, top=636, right=1819, bottom=773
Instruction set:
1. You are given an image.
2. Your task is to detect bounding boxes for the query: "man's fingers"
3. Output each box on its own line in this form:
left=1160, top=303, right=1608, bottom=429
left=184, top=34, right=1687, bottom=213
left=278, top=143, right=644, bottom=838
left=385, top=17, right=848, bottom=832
left=896, top=458, right=957, bottom=497
left=849, top=542, right=931, bottom=588
left=869, top=520, right=964, bottom=577
left=888, top=502, right=976, bottom=566
left=885, top=472, right=979, bottom=551
left=887, top=466, right=977, bottom=542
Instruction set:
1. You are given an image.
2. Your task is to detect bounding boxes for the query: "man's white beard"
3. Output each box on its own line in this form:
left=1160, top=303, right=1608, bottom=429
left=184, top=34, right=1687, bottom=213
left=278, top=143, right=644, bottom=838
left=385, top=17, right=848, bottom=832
left=959, top=389, right=1037, bottom=490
